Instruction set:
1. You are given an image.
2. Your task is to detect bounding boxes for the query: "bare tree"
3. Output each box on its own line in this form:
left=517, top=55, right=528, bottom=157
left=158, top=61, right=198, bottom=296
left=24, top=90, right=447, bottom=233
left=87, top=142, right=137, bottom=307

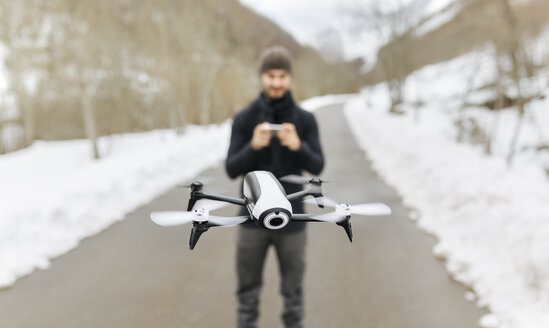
left=198, top=57, right=222, bottom=125
left=475, top=0, right=536, bottom=164
left=0, top=1, right=50, bottom=148
left=348, top=0, right=427, bottom=113
left=451, top=0, right=545, bottom=164
left=496, top=0, right=528, bottom=165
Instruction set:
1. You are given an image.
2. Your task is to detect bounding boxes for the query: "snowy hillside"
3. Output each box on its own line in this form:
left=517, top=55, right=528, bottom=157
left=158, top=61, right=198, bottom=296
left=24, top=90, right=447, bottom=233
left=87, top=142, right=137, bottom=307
left=346, top=50, right=549, bottom=328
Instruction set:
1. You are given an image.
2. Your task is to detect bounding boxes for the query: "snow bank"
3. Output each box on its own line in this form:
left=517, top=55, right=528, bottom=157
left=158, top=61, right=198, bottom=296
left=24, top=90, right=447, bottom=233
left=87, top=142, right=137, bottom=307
left=300, top=94, right=356, bottom=112
left=0, top=124, right=230, bottom=288
left=345, top=51, right=549, bottom=327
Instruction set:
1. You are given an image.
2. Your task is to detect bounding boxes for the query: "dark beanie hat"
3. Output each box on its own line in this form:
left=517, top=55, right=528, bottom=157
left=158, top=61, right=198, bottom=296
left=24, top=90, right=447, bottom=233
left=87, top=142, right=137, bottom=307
left=258, top=46, right=293, bottom=75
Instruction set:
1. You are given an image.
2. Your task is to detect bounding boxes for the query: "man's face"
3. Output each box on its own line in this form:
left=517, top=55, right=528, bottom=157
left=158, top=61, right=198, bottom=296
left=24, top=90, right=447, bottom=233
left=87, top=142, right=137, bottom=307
left=260, top=69, right=292, bottom=99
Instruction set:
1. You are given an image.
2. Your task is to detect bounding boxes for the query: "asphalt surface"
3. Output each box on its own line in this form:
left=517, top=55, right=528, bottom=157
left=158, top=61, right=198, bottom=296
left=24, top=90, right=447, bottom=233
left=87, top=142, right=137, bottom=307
left=0, top=103, right=487, bottom=328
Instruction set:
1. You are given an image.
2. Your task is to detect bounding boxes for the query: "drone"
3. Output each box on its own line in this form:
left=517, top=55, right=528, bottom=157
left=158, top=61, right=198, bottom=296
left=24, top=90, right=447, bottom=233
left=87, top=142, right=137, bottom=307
left=150, top=170, right=391, bottom=250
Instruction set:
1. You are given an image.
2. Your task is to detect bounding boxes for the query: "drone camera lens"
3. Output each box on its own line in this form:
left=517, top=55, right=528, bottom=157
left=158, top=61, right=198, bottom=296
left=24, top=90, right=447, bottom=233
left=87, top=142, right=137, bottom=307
left=263, top=212, right=290, bottom=230
left=271, top=217, right=284, bottom=226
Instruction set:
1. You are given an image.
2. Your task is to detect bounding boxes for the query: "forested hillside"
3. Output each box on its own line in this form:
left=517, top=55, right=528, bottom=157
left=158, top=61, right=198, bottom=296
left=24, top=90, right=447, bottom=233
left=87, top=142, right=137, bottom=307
left=0, top=0, right=362, bottom=154
left=365, top=0, right=549, bottom=85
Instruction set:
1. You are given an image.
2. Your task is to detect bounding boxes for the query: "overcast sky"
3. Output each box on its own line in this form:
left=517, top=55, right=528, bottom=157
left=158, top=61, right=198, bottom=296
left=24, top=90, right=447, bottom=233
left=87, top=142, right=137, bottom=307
left=239, top=0, right=454, bottom=65
left=238, top=0, right=365, bottom=60
left=239, top=0, right=347, bottom=46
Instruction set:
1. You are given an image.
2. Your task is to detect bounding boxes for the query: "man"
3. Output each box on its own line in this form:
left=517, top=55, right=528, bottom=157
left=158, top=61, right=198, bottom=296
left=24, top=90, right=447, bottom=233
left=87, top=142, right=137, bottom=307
left=226, top=46, right=324, bottom=328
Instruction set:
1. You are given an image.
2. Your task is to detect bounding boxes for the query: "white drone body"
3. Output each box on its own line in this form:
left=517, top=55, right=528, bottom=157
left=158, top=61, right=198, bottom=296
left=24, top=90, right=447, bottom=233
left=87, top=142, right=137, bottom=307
left=150, top=170, right=392, bottom=249
left=243, top=171, right=292, bottom=230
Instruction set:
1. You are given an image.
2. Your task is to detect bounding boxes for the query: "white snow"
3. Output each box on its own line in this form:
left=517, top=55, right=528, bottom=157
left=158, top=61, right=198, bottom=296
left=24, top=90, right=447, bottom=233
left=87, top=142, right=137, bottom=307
left=345, top=50, right=549, bottom=328
left=0, top=124, right=230, bottom=288
left=300, top=93, right=356, bottom=112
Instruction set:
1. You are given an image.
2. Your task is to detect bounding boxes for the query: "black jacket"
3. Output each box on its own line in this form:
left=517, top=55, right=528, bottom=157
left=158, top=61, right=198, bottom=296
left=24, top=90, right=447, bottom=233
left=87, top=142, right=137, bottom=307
left=226, top=91, right=324, bottom=232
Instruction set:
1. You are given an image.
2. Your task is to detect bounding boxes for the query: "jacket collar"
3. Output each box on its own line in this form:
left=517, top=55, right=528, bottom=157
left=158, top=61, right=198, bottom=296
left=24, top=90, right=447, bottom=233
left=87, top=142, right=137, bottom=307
left=258, top=90, right=295, bottom=122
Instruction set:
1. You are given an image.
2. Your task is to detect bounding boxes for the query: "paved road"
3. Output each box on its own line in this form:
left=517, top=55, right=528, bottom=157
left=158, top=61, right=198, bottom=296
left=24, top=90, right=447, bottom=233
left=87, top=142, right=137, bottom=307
left=0, top=103, right=486, bottom=328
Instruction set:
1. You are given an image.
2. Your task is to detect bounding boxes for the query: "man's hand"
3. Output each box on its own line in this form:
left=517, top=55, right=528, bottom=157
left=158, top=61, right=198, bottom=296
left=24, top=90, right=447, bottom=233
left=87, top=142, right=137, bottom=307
left=251, top=122, right=272, bottom=151
left=277, top=123, right=301, bottom=151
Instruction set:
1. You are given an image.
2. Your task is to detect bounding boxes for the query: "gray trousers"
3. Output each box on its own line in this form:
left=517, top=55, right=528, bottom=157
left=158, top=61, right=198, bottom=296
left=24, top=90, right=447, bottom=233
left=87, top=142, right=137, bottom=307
left=236, top=226, right=306, bottom=328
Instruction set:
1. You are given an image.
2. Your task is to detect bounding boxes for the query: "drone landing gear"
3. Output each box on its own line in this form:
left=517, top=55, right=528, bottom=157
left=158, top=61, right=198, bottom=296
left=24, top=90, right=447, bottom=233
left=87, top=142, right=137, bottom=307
left=337, top=217, right=353, bottom=242
left=189, top=222, right=212, bottom=250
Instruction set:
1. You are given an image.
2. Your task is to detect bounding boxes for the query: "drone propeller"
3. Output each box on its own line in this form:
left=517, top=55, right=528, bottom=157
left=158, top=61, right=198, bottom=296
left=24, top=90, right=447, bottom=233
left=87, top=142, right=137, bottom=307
left=280, top=175, right=311, bottom=184
left=309, top=212, right=347, bottom=223
left=178, top=176, right=215, bottom=188
left=311, top=196, right=338, bottom=208
left=192, top=199, right=229, bottom=211
left=349, top=203, right=392, bottom=216
left=305, top=197, right=391, bottom=217
left=178, top=177, right=227, bottom=195
left=150, top=211, right=248, bottom=227
left=150, top=211, right=195, bottom=227
left=280, top=175, right=326, bottom=185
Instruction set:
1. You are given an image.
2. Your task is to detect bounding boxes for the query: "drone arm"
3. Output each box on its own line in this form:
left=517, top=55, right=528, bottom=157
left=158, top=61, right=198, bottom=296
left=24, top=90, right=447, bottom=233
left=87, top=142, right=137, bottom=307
left=286, top=189, right=312, bottom=202
left=286, top=186, right=323, bottom=202
left=192, top=192, right=246, bottom=206
left=291, top=214, right=326, bottom=222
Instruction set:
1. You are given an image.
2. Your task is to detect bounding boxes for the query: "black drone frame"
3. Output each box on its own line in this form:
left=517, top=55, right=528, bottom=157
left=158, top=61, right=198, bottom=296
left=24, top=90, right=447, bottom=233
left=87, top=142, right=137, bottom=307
left=185, top=179, right=353, bottom=250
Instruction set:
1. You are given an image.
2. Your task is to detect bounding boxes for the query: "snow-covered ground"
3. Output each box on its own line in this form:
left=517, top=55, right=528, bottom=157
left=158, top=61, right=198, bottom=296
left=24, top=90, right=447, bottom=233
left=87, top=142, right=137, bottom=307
left=0, top=94, right=348, bottom=289
left=0, top=124, right=231, bottom=288
left=345, top=52, right=549, bottom=328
